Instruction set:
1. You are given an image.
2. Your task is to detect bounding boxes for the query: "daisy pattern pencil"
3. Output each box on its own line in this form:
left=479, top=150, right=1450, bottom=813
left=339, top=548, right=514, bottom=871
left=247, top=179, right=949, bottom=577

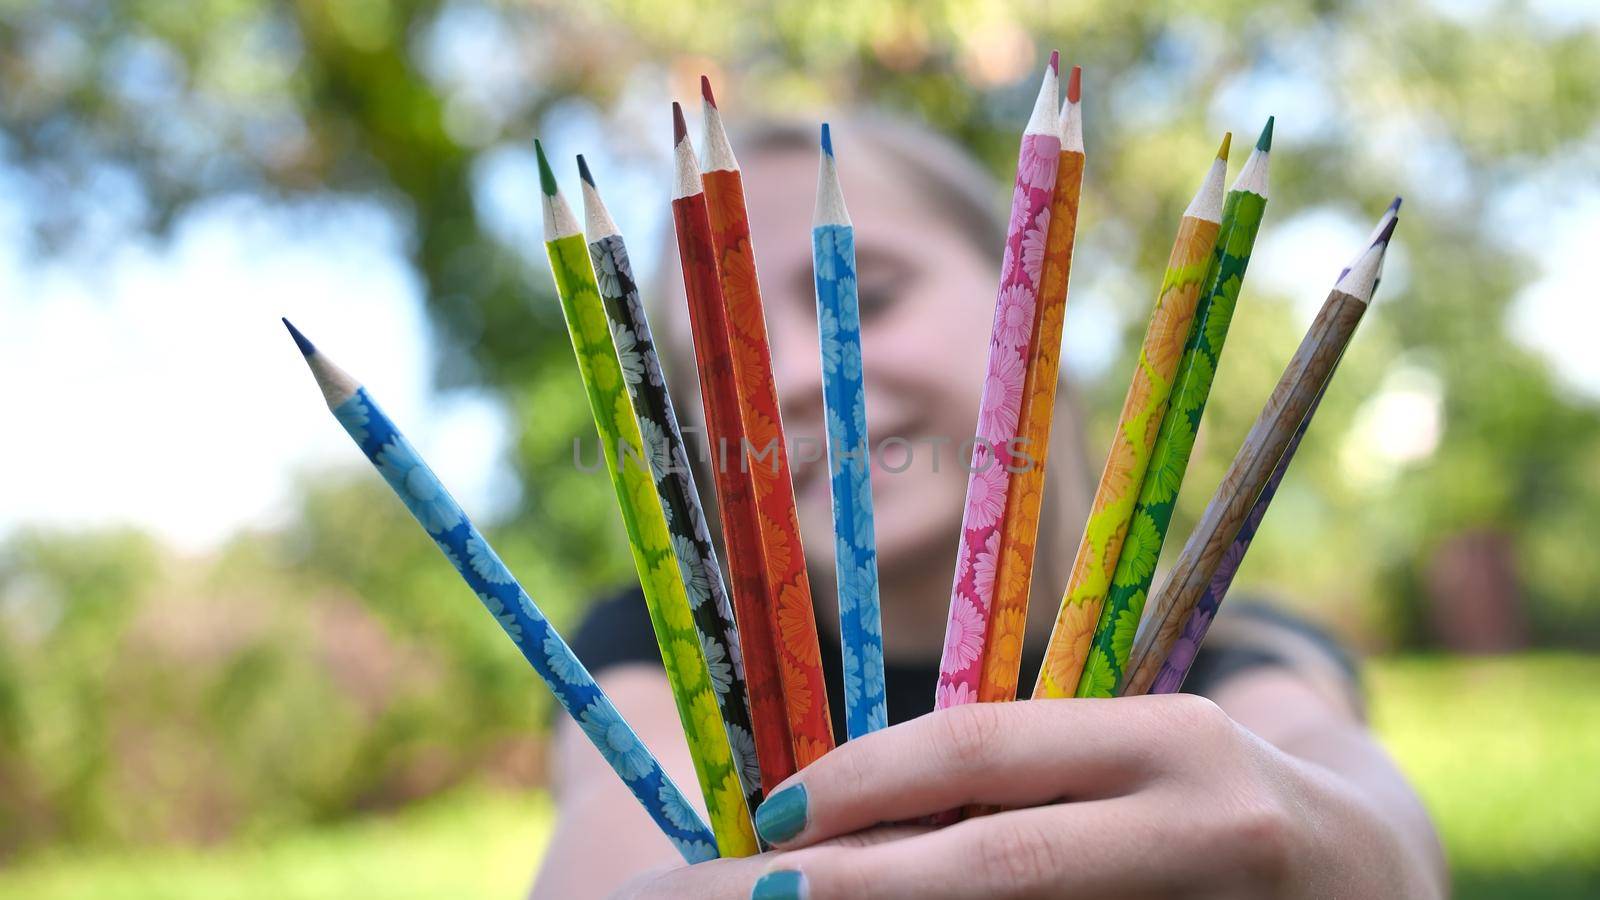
left=700, top=79, right=835, bottom=767
left=536, top=141, right=756, bottom=857
left=1078, top=117, right=1274, bottom=699
left=934, top=53, right=1061, bottom=710
left=978, top=64, right=1086, bottom=703
left=577, top=156, right=763, bottom=819
left=1122, top=214, right=1399, bottom=696
left=812, top=124, right=887, bottom=738
left=279, top=320, right=719, bottom=863
left=1146, top=198, right=1401, bottom=695
left=1033, top=134, right=1231, bottom=699
left=670, top=103, right=797, bottom=792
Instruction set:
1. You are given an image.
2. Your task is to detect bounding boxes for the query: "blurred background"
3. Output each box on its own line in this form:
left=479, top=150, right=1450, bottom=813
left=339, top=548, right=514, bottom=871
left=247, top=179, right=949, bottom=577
left=1, top=0, right=1596, bottom=897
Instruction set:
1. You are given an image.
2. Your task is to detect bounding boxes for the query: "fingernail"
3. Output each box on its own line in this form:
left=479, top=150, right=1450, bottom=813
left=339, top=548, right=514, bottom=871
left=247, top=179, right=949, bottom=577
left=753, top=783, right=808, bottom=845
left=751, top=869, right=807, bottom=900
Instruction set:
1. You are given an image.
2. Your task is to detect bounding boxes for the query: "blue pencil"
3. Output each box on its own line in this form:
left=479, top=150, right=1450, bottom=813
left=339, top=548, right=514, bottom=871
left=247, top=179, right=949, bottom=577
left=812, top=124, right=887, bottom=738
left=281, top=319, right=718, bottom=863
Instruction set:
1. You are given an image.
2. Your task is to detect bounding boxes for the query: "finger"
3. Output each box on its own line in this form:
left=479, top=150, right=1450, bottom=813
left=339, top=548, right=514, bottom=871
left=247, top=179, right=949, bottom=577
left=753, top=695, right=1200, bottom=848
left=752, top=798, right=1195, bottom=900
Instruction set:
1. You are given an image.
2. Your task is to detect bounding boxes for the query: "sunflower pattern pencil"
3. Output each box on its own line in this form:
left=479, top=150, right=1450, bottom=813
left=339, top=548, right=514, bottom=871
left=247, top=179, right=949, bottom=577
left=1077, top=117, right=1274, bottom=699
left=1147, top=198, right=1402, bottom=695
left=577, top=156, right=763, bottom=819
left=670, top=103, right=796, bottom=792
left=934, top=53, right=1061, bottom=711
left=280, top=320, right=719, bottom=863
left=1122, top=214, right=1399, bottom=696
left=812, top=124, right=887, bottom=738
left=536, top=142, right=756, bottom=857
left=700, top=79, right=835, bottom=767
left=1033, top=134, right=1231, bottom=699
left=978, top=64, right=1086, bottom=703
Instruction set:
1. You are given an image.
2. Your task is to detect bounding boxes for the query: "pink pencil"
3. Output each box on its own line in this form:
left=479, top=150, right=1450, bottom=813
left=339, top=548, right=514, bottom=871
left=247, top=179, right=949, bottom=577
left=935, top=53, right=1062, bottom=710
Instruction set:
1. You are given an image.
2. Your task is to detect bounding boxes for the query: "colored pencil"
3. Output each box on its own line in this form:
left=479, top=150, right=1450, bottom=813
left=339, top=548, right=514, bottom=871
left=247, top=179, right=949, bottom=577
left=1145, top=197, right=1402, bottom=695
left=1121, top=212, right=1400, bottom=695
left=577, top=156, right=763, bottom=821
left=978, top=64, right=1086, bottom=703
left=812, top=123, right=887, bottom=738
left=536, top=142, right=756, bottom=857
left=1033, top=134, right=1232, bottom=699
left=669, top=103, right=797, bottom=792
left=280, top=320, right=719, bottom=863
left=934, top=53, right=1061, bottom=710
left=699, top=78, right=835, bottom=767
left=1077, top=117, right=1275, bottom=698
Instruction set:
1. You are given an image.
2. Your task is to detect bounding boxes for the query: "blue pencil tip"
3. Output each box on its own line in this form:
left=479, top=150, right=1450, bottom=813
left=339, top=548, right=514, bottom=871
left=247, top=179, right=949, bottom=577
left=282, top=317, right=315, bottom=356
left=1389, top=196, right=1403, bottom=213
left=820, top=122, right=833, bottom=157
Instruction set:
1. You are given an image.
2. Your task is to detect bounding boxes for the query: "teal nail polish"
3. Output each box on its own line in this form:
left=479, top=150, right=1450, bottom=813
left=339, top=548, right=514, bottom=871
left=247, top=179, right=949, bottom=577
left=754, top=783, right=808, bottom=844
left=752, top=869, right=807, bottom=900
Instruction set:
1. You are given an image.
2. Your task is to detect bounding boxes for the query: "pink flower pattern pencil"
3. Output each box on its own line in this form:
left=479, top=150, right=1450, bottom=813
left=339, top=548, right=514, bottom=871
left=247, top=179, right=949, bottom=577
left=935, top=52, right=1062, bottom=710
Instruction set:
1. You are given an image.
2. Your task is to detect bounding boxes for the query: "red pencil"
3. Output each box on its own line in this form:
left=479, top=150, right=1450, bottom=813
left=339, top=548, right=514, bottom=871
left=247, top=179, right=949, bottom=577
left=670, top=102, right=797, bottom=791
left=699, top=78, right=835, bottom=768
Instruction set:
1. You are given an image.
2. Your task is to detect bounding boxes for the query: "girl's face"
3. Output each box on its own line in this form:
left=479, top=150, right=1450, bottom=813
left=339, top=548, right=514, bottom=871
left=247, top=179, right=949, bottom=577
left=737, top=144, right=999, bottom=582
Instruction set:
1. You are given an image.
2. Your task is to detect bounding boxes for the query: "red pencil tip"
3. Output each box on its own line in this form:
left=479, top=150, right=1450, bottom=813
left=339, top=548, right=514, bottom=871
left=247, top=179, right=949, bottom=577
left=700, top=75, right=717, bottom=108
left=1048, top=50, right=1059, bottom=74
left=672, top=101, right=687, bottom=144
left=1067, top=65, right=1082, bottom=103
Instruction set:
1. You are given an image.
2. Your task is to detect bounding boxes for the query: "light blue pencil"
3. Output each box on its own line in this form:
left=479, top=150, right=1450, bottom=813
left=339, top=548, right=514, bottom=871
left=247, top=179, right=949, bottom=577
left=281, top=319, right=718, bottom=863
left=813, top=124, right=887, bottom=738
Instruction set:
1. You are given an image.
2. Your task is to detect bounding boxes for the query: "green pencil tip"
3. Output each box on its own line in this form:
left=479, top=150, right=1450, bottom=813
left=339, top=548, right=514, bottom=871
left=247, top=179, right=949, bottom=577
left=534, top=140, right=557, bottom=196
left=1256, top=116, right=1274, bottom=152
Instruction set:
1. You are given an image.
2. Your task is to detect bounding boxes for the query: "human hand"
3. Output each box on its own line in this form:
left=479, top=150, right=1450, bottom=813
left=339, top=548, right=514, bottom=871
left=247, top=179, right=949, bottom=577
left=617, top=695, right=1439, bottom=898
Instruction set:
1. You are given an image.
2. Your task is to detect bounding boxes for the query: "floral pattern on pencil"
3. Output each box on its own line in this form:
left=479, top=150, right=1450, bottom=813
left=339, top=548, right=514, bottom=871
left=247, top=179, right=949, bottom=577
left=703, top=167, right=836, bottom=766
left=588, top=232, right=764, bottom=820
left=813, top=221, right=887, bottom=738
left=935, top=130, right=1062, bottom=709
left=980, top=148, right=1084, bottom=702
left=1079, top=185, right=1269, bottom=698
left=1033, top=205, right=1222, bottom=699
left=1121, top=290, right=1370, bottom=695
left=671, top=187, right=798, bottom=793
left=321, top=385, right=717, bottom=862
left=545, top=232, right=757, bottom=857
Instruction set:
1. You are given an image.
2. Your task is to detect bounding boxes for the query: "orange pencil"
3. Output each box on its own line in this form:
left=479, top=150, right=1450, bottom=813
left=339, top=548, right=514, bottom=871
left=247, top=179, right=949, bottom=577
left=699, top=78, right=835, bottom=768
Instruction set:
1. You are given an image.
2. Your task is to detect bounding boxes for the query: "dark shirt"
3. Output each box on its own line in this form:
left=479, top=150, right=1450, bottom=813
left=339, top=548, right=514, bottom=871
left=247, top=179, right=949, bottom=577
left=569, top=588, right=1359, bottom=734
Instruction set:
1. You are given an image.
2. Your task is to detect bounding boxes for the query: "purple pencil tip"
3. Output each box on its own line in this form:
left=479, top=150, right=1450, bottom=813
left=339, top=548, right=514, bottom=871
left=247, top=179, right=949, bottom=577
left=1389, top=196, right=1403, bottom=213
left=282, top=317, right=315, bottom=356
left=1377, top=216, right=1399, bottom=244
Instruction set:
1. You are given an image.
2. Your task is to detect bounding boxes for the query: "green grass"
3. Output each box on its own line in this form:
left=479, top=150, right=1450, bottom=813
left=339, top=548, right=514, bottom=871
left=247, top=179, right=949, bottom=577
left=1, top=654, right=1594, bottom=899
left=1368, top=654, right=1600, bottom=899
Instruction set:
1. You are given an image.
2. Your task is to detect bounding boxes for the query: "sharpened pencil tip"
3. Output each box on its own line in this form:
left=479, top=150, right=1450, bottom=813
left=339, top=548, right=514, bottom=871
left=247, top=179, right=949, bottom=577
left=700, top=75, right=716, bottom=108
left=820, top=123, right=833, bottom=157
left=1048, top=50, right=1059, bottom=74
left=534, top=140, right=556, bottom=197
left=1389, top=196, right=1403, bottom=213
left=576, top=154, right=594, bottom=187
left=1217, top=132, right=1232, bottom=161
left=672, top=102, right=687, bottom=144
left=1067, top=65, right=1082, bottom=103
left=1377, top=216, right=1399, bottom=245
left=282, top=317, right=315, bottom=357
left=1257, top=116, right=1274, bottom=152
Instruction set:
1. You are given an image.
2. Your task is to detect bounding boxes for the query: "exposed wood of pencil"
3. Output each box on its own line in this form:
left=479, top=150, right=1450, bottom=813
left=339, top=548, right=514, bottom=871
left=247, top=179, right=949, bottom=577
left=699, top=78, right=835, bottom=766
left=669, top=103, right=798, bottom=792
left=1121, top=219, right=1397, bottom=695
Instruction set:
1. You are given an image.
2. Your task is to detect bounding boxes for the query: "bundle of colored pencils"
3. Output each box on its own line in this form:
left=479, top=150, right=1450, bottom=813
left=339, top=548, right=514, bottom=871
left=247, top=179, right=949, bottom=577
left=278, top=51, right=1403, bottom=859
